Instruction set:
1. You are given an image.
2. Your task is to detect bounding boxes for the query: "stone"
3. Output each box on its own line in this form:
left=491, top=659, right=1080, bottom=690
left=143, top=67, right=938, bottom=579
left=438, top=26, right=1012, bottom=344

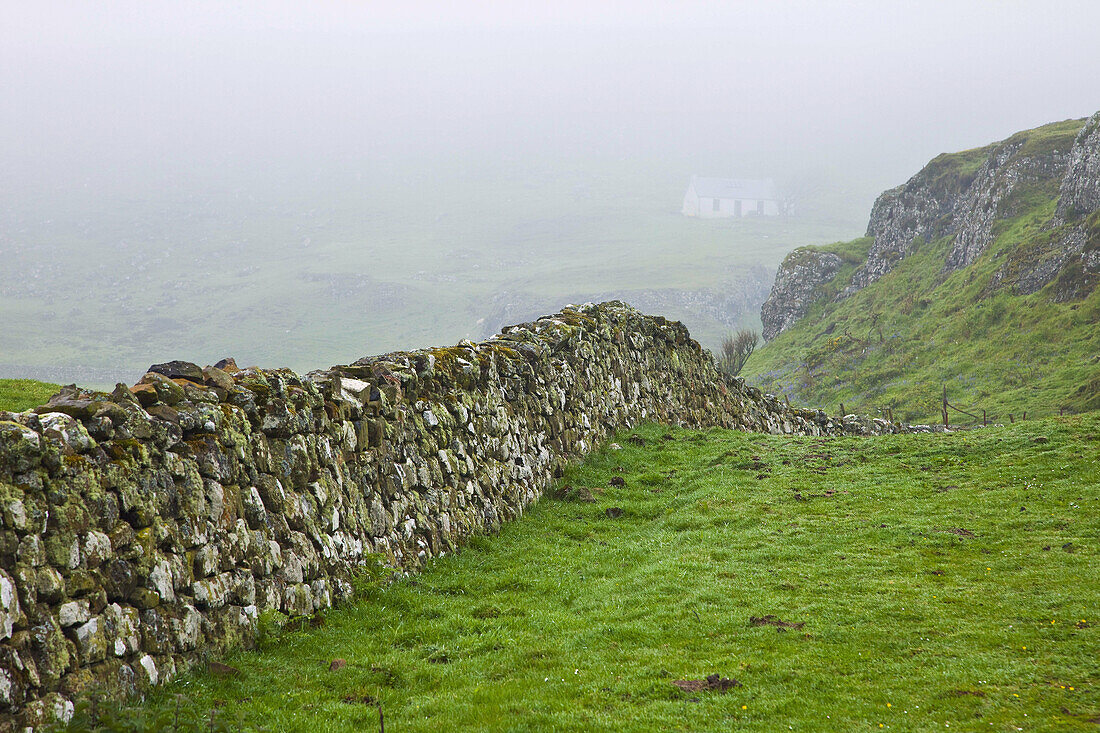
left=57, top=600, right=91, bottom=628
left=74, top=617, right=108, bottom=663
left=149, top=560, right=176, bottom=603
left=0, top=421, right=43, bottom=474
left=214, top=357, right=239, bottom=373
left=0, top=569, right=23, bottom=640
left=82, top=530, right=114, bottom=568
left=136, top=654, right=158, bottom=686
left=137, top=372, right=185, bottom=406
left=148, top=360, right=205, bottom=384
left=20, top=692, right=74, bottom=727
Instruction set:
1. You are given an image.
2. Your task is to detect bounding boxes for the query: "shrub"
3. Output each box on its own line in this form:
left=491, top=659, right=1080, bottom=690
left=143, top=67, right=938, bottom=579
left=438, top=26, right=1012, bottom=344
left=718, top=330, right=759, bottom=376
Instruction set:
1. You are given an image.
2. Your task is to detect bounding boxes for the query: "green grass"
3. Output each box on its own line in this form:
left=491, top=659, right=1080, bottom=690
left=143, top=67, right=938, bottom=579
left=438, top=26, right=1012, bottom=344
left=0, top=378, right=59, bottom=412
left=75, top=417, right=1100, bottom=732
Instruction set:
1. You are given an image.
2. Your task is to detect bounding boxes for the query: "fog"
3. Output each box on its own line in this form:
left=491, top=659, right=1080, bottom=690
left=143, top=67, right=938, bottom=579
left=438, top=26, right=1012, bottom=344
left=3, top=1, right=1099, bottom=383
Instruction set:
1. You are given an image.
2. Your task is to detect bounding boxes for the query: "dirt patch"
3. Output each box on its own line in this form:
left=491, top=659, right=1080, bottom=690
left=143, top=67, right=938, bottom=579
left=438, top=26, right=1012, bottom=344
left=208, top=662, right=242, bottom=678
left=341, top=694, right=378, bottom=705
left=609, top=476, right=626, bottom=487
left=628, top=434, right=646, bottom=446
left=750, top=615, right=805, bottom=630
left=553, top=485, right=600, bottom=502
left=605, top=507, right=624, bottom=519
left=671, top=674, right=741, bottom=693
left=935, top=527, right=976, bottom=538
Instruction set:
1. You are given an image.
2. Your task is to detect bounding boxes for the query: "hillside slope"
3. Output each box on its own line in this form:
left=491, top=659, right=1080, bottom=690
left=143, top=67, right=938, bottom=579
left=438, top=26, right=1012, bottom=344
left=744, top=114, right=1100, bottom=424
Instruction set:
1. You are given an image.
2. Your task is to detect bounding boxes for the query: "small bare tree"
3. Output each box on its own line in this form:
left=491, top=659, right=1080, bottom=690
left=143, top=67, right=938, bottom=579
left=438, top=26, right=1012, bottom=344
left=719, top=329, right=759, bottom=376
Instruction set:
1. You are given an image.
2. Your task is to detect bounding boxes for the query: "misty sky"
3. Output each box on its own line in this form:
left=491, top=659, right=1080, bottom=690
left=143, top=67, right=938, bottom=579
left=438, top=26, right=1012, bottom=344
left=2, top=1, right=1100, bottom=382
left=4, top=1, right=1099, bottom=203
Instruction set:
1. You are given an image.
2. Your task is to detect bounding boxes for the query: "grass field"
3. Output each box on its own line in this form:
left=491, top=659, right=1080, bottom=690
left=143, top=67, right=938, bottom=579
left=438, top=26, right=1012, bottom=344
left=0, top=378, right=59, bottom=412
left=71, top=415, right=1100, bottom=732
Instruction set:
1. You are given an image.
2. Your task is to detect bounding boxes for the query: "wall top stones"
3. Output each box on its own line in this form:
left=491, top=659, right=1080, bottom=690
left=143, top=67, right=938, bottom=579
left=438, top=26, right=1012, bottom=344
left=0, top=301, right=901, bottom=729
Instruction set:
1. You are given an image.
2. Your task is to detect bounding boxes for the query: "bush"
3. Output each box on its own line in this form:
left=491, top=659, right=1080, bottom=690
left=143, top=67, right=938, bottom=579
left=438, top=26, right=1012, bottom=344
left=718, top=329, right=759, bottom=376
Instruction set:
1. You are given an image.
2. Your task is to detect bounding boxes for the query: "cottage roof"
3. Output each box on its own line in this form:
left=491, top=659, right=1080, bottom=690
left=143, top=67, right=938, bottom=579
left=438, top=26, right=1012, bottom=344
left=689, top=176, right=778, bottom=201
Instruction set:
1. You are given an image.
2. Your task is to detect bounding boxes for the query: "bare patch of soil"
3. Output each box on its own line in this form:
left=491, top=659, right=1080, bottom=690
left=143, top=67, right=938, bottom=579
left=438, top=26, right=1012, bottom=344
left=750, top=615, right=805, bottom=630
left=671, top=674, right=741, bottom=693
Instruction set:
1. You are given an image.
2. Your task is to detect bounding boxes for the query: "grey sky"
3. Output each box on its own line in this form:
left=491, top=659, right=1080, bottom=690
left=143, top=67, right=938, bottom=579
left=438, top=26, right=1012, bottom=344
left=4, top=1, right=1099, bottom=203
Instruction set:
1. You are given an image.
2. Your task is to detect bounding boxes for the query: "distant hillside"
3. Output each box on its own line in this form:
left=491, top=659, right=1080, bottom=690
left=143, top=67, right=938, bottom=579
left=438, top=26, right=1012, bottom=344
left=743, top=114, right=1100, bottom=424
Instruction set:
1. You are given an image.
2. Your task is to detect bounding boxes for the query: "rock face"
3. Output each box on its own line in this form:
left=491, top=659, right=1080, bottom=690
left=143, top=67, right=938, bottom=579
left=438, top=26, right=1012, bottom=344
left=1056, top=113, right=1100, bottom=221
left=761, top=113, right=1100, bottom=338
left=943, top=143, right=1072, bottom=271
left=989, top=112, right=1100, bottom=300
left=846, top=117, right=1088, bottom=294
left=0, top=302, right=902, bottom=727
left=760, top=250, right=843, bottom=341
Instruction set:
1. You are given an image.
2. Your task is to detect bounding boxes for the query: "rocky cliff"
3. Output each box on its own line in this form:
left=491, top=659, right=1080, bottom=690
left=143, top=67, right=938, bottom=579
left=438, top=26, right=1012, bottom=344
left=760, top=112, right=1100, bottom=340
left=759, top=250, right=844, bottom=341
left=0, top=302, right=901, bottom=728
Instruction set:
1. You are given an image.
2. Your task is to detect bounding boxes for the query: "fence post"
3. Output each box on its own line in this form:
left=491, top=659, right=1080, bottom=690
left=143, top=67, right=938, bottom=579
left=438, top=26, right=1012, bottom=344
left=1009, top=413, right=1014, bottom=423
left=840, top=403, right=845, bottom=417
left=1023, top=411, right=1027, bottom=421
left=942, top=385, right=949, bottom=429
left=983, top=409, right=987, bottom=426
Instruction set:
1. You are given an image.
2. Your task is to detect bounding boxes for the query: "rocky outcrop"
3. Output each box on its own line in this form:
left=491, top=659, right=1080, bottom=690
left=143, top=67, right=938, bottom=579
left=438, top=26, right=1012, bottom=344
left=988, top=112, right=1100, bottom=300
left=0, top=302, right=903, bottom=728
left=760, top=113, right=1100, bottom=343
left=845, top=151, right=980, bottom=293
left=845, top=118, right=1087, bottom=295
left=1056, top=112, right=1100, bottom=221
left=944, top=143, right=1071, bottom=271
left=760, top=249, right=844, bottom=341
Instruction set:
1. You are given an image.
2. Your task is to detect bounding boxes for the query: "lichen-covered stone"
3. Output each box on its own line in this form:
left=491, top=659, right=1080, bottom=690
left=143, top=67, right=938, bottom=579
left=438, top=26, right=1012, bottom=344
left=0, top=570, right=22, bottom=641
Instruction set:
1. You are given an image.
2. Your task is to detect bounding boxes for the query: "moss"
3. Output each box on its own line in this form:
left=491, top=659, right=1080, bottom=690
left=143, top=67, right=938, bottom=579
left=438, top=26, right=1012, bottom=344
left=1084, top=211, right=1100, bottom=254
left=1051, top=260, right=1096, bottom=302
left=807, top=237, right=874, bottom=265
left=921, top=144, right=995, bottom=196
left=1002, top=117, right=1085, bottom=159
left=996, top=178, right=1061, bottom=220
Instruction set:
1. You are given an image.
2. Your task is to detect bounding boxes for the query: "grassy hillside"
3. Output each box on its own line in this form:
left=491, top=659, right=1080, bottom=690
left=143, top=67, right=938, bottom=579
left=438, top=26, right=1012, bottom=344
left=742, top=124, right=1100, bottom=425
left=69, top=417, right=1100, bottom=732
left=0, top=378, right=59, bottom=412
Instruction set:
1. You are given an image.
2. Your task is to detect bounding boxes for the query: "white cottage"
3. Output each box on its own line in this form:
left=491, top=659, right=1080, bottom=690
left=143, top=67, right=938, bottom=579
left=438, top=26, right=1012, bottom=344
left=681, top=176, right=781, bottom=218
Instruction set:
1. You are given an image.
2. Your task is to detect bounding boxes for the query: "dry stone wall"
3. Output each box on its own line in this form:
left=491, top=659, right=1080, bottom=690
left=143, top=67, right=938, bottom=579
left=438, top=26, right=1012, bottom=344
left=0, top=302, right=902, bottom=728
